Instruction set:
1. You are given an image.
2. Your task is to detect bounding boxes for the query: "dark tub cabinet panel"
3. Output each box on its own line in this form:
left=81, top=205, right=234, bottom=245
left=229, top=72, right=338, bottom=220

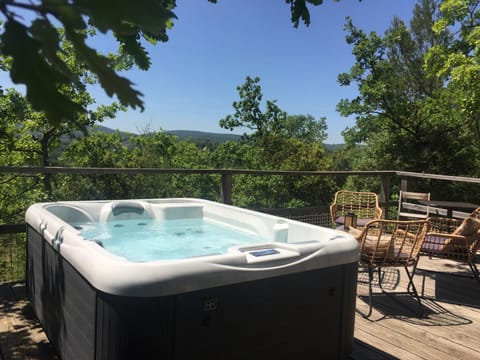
left=27, top=225, right=357, bottom=360
left=95, top=294, right=176, bottom=359
left=173, top=265, right=357, bottom=360
left=27, top=226, right=96, bottom=360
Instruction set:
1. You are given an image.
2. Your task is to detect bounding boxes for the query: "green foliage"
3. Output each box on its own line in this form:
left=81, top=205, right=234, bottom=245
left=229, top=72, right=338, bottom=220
left=0, top=234, right=26, bottom=282
left=58, top=130, right=221, bottom=201
left=1, top=20, right=84, bottom=124
left=334, top=0, right=480, bottom=201
left=282, top=114, right=328, bottom=143
left=219, top=76, right=330, bottom=168
left=220, top=76, right=328, bottom=145
left=337, top=0, right=480, bottom=179
left=426, top=0, right=480, bottom=136
left=0, top=1, right=172, bottom=124
left=209, top=0, right=331, bottom=28
left=219, top=76, right=288, bottom=141
left=286, top=0, right=339, bottom=27
left=57, top=131, right=134, bottom=200
left=0, top=27, right=127, bottom=218
left=216, top=76, right=334, bottom=207
left=0, top=0, right=331, bottom=127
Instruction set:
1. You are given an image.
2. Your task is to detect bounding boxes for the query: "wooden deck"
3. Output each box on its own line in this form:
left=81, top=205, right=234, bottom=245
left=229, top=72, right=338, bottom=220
left=351, top=255, right=480, bottom=360
left=1, top=256, right=479, bottom=360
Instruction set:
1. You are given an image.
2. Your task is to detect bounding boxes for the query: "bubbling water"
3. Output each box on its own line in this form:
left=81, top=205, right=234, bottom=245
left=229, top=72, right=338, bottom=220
left=79, top=218, right=267, bottom=262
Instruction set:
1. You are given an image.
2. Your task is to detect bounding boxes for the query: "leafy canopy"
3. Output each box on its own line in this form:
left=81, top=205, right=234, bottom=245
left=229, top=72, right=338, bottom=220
left=220, top=75, right=327, bottom=144
left=336, top=0, right=480, bottom=177
left=0, top=0, right=334, bottom=127
left=426, top=0, right=480, bottom=134
left=0, top=0, right=177, bottom=125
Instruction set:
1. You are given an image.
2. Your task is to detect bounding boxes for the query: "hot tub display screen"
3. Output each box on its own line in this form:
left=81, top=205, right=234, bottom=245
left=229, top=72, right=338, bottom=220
left=249, top=249, right=279, bottom=257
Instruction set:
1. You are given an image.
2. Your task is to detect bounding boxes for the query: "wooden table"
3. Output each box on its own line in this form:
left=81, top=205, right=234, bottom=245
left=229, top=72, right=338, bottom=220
left=422, top=200, right=479, bottom=218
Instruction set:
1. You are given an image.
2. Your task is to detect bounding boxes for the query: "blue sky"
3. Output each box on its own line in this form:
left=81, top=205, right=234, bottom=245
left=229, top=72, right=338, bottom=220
left=3, top=0, right=419, bottom=143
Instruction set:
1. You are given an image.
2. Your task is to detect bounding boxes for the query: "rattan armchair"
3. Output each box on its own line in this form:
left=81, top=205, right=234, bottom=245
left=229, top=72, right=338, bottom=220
left=419, top=214, right=480, bottom=284
left=355, top=219, right=429, bottom=318
left=330, top=190, right=383, bottom=228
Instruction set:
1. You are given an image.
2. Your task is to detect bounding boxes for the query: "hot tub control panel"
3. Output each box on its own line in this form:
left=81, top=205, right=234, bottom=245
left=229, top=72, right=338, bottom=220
left=249, top=249, right=280, bottom=257
left=240, top=245, right=301, bottom=264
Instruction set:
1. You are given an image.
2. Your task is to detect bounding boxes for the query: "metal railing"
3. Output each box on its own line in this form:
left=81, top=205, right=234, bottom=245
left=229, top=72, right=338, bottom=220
left=1, top=166, right=480, bottom=283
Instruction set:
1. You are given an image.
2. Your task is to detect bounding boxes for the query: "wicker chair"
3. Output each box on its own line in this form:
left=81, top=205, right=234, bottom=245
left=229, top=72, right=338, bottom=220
left=418, top=213, right=480, bottom=284
left=355, top=219, right=429, bottom=318
left=330, top=190, right=383, bottom=228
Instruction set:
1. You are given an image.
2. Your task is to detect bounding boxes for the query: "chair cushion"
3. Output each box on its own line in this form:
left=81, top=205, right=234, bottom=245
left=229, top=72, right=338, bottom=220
left=449, top=217, right=480, bottom=253
left=455, top=217, right=480, bottom=236
left=384, top=248, right=415, bottom=264
left=423, top=217, right=480, bottom=257
left=422, top=235, right=449, bottom=252
left=361, top=234, right=394, bottom=260
left=335, top=216, right=373, bottom=227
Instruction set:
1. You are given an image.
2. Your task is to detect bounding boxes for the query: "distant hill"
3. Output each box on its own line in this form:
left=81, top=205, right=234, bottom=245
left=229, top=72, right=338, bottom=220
left=164, top=130, right=345, bottom=149
left=89, top=126, right=344, bottom=148
left=324, top=143, right=345, bottom=151
left=91, top=125, right=134, bottom=138
left=165, top=130, right=242, bottom=142
left=93, top=125, right=129, bottom=135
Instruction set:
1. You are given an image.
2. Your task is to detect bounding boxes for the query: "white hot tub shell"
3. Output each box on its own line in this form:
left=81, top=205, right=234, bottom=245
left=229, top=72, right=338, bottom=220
left=26, top=198, right=359, bottom=360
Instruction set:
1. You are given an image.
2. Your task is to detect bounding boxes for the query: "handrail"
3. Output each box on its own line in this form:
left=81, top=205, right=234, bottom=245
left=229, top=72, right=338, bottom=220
left=0, top=166, right=395, bottom=177
left=396, top=171, right=480, bottom=184
left=0, top=224, right=25, bottom=234
left=2, top=166, right=478, bottom=183
left=1, top=166, right=479, bottom=283
left=1, top=166, right=479, bottom=230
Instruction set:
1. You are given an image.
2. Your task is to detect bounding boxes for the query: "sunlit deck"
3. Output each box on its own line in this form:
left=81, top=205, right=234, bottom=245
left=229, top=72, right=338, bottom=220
left=1, top=255, right=479, bottom=360
left=352, top=255, right=480, bottom=359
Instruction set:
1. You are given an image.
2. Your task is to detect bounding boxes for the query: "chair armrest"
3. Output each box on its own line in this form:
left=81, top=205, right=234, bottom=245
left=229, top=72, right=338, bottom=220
left=330, top=203, right=337, bottom=223
left=425, top=232, right=466, bottom=240
left=422, top=231, right=477, bottom=259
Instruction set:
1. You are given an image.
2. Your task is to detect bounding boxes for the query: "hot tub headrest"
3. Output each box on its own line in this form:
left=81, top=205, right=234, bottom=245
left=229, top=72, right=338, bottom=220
left=111, top=201, right=145, bottom=216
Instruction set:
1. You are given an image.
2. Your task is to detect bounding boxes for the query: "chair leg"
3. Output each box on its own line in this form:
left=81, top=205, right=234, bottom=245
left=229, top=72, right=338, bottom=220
left=363, top=267, right=374, bottom=318
left=377, top=267, right=384, bottom=288
left=468, top=260, right=480, bottom=286
left=408, top=257, right=420, bottom=293
left=404, top=266, right=424, bottom=316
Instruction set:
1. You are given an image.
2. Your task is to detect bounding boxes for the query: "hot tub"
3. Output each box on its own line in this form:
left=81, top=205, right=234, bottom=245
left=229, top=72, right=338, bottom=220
left=25, top=198, right=359, bottom=360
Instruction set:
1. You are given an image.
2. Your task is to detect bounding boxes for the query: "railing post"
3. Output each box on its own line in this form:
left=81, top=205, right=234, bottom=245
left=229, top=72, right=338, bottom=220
left=380, top=174, right=390, bottom=219
left=221, top=172, right=233, bottom=205
left=400, top=177, right=408, bottom=192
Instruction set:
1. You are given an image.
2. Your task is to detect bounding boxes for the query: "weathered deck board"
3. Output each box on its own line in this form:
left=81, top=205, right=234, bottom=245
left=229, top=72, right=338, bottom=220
left=1, top=256, right=479, bottom=360
left=0, top=283, right=58, bottom=360
left=353, top=255, right=480, bottom=360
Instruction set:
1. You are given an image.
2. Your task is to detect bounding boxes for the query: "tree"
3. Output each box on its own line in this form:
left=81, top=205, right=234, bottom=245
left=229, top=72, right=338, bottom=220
left=283, top=114, right=328, bottom=143
left=336, top=0, right=480, bottom=177
left=0, top=0, right=176, bottom=125
left=0, top=26, right=127, bottom=224
left=219, top=76, right=288, bottom=141
left=217, top=75, right=334, bottom=207
left=220, top=76, right=328, bottom=144
left=58, top=131, right=135, bottom=200
left=425, top=0, right=480, bottom=136
left=0, top=89, right=45, bottom=223
left=0, top=26, right=125, bottom=198
left=0, top=0, right=329, bottom=127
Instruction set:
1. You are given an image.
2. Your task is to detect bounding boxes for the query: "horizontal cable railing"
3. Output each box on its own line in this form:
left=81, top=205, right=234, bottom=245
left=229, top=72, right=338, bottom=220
left=1, top=166, right=480, bottom=283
